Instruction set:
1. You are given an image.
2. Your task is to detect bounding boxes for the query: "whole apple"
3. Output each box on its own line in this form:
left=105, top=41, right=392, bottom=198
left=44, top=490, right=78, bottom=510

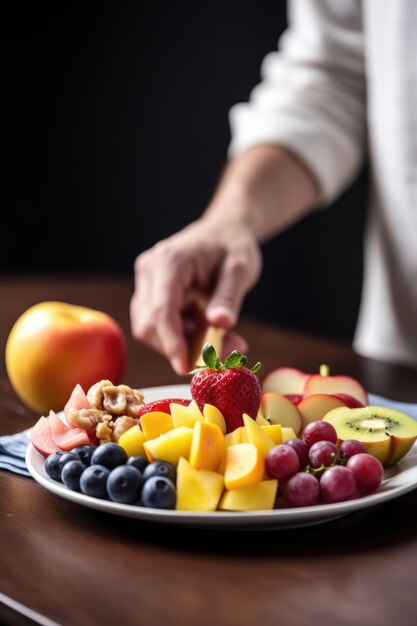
left=5, top=301, right=126, bottom=414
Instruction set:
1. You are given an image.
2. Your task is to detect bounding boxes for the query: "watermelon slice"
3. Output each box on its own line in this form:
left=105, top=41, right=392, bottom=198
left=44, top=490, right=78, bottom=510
left=64, top=384, right=91, bottom=428
left=30, top=416, right=61, bottom=457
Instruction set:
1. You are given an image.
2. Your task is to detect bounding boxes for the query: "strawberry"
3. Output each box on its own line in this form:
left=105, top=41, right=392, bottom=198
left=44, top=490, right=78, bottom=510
left=137, top=398, right=190, bottom=418
left=190, top=343, right=261, bottom=433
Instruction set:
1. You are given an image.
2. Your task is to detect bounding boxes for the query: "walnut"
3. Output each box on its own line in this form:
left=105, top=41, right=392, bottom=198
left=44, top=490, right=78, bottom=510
left=111, top=415, right=136, bottom=443
left=102, top=386, right=127, bottom=415
left=87, top=380, right=114, bottom=410
left=96, top=418, right=113, bottom=444
left=117, top=385, right=145, bottom=418
left=68, top=408, right=110, bottom=430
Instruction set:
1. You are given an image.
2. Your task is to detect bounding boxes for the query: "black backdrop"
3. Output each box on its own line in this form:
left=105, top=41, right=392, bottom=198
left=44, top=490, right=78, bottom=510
left=2, top=1, right=367, bottom=341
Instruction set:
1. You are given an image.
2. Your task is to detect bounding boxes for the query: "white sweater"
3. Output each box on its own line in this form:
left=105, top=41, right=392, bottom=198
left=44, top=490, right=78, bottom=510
left=229, top=0, right=417, bottom=366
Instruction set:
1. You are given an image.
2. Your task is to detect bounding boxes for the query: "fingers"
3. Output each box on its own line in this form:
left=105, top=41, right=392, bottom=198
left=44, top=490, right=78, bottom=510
left=206, top=248, right=260, bottom=328
left=221, top=331, right=248, bottom=359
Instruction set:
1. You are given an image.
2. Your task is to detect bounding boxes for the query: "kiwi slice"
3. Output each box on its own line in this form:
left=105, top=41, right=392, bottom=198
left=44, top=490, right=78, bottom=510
left=323, top=406, right=417, bottom=465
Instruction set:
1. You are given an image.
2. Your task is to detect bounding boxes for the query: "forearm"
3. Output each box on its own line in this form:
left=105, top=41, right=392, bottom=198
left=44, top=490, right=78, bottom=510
left=201, top=145, right=319, bottom=242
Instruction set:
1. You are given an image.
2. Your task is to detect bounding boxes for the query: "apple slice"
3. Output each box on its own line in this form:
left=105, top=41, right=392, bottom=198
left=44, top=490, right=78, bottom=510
left=262, top=367, right=308, bottom=395
left=303, top=364, right=368, bottom=406
left=260, top=393, right=302, bottom=435
left=297, top=394, right=347, bottom=430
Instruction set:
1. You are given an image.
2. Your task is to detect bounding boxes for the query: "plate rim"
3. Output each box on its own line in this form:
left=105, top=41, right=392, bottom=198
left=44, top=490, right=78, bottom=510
left=25, top=384, right=417, bottom=528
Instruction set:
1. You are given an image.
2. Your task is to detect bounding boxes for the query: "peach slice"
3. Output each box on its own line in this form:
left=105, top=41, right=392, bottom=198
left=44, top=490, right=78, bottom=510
left=140, top=411, right=174, bottom=441
left=323, top=405, right=417, bottom=466
left=170, top=400, right=204, bottom=429
left=189, top=421, right=224, bottom=471
left=176, top=457, right=224, bottom=511
left=297, top=394, right=346, bottom=430
left=262, top=367, right=308, bottom=395
left=219, top=480, right=278, bottom=511
left=203, top=404, right=227, bottom=435
left=243, top=414, right=276, bottom=458
left=224, top=443, right=264, bottom=490
left=303, top=364, right=368, bottom=405
left=118, top=425, right=146, bottom=457
left=261, top=424, right=283, bottom=445
left=260, top=392, right=302, bottom=435
left=143, top=426, right=193, bottom=466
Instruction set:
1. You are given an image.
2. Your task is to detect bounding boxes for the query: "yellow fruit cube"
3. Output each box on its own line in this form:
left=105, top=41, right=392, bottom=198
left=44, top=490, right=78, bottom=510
left=219, top=480, right=278, bottom=511
left=140, top=411, right=174, bottom=441
left=243, top=414, right=275, bottom=458
left=282, top=426, right=297, bottom=442
left=256, top=411, right=270, bottom=426
left=170, top=400, right=204, bottom=428
left=224, top=443, right=264, bottom=490
left=261, top=424, right=282, bottom=445
left=189, top=421, right=224, bottom=471
left=118, top=425, right=146, bottom=457
left=203, top=404, right=227, bottom=435
left=176, top=457, right=224, bottom=511
left=143, top=426, right=193, bottom=466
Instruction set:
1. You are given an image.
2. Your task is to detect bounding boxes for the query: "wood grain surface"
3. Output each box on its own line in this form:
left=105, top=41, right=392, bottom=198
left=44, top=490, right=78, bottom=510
left=1, top=276, right=417, bottom=626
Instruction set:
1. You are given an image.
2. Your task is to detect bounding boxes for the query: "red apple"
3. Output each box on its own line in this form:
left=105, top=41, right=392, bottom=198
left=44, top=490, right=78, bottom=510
left=284, top=394, right=303, bottom=406
left=6, top=301, right=126, bottom=414
left=260, top=392, right=303, bottom=435
left=303, top=364, right=368, bottom=406
left=262, top=367, right=308, bottom=395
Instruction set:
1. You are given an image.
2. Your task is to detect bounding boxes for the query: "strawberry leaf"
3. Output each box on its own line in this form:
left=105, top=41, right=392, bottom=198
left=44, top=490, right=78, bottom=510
left=202, top=343, right=219, bottom=369
left=224, top=350, right=243, bottom=368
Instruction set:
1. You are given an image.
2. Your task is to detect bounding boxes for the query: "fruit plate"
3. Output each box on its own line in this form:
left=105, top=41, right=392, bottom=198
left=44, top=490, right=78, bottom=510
left=26, top=385, right=417, bottom=530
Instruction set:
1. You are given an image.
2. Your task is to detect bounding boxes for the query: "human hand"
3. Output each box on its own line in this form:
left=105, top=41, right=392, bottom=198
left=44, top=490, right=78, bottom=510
left=130, top=220, right=262, bottom=374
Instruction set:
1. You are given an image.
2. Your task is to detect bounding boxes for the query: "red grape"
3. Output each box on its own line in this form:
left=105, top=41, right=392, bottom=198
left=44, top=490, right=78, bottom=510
left=339, top=439, right=367, bottom=459
left=308, top=441, right=339, bottom=468
left=266, top=444, right=299, bottom=481
left=320, top=466, right=356, bottom=503
left=346, top=453, right=384, bottom=494
left=283, top=473, right=320, bottom=507
left=285, top=438, right=309, bottom=469
left=302, top=421, right=337, bottom=447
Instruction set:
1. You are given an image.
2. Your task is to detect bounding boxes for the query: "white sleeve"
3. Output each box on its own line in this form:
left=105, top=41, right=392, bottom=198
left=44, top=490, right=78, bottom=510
left=228, top=0, right=366, bottom=205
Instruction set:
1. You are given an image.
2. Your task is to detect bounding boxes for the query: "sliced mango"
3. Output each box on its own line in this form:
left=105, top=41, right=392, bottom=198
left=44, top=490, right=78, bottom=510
left=143, top=426, right=193, bottom=466
left=224, top=427, right=244, bottom=447
left=243, top=414, right=275, bottom=458
left=176, top=457, right=224, bottom=511
left=170, top=400, right=204, bottom=429
left=224, top=443, right=264, bottom=490
left=256, top=411, right=270, bottom=426
left=203, top=404, right=227, bottom=435
left=282, top=426, right=297, bottom=442
left=140, top=411, right=174, bottom=441
left=219, top=480, right=278, bottom=511
left=118, top=425, right=146, bottom=457
left=261, top=424, right=283, bottom=445
left=189, top=421, right=224, bottom=471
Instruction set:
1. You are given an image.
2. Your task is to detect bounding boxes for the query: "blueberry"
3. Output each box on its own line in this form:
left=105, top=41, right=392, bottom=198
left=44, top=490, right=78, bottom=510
left=45, top=451, right=65, bottom=481
left=141, top=476, right=176, bottom=509
left=71, top=444, right=97, bottom=466
left=90, top=443, right=127, bottom=470
left=57, top=452, right=79, bottom=480
left=143, top=461, right=176, bottom=485
left=80, top=465, right=110, bottom=498
left=106, top=465, right=143, bottom=504
left=61, top=460, right=87, bottom=491
left=127, top=456, right=149, bottom=473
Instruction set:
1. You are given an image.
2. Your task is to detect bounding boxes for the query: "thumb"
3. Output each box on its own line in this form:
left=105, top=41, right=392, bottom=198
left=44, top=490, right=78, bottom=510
left=206, top=256, right=252, bottom=328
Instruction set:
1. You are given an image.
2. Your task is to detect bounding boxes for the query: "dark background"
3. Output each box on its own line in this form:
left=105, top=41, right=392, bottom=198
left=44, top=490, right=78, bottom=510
left=2, top=1, right=367, bottom=341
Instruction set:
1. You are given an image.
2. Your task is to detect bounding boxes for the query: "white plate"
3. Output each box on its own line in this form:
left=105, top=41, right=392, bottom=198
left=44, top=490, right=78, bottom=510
left=26, top=385, right=417, bottom=529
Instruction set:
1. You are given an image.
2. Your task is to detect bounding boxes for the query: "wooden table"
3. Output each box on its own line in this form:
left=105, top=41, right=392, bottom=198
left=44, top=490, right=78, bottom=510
left=1, top=276, right=417, bottom=626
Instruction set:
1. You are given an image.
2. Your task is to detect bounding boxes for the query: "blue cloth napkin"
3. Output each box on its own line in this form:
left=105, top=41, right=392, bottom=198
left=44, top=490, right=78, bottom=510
left=0, top=430, right=31, bottom=477
left=0, top=394, right=416, bottom=478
